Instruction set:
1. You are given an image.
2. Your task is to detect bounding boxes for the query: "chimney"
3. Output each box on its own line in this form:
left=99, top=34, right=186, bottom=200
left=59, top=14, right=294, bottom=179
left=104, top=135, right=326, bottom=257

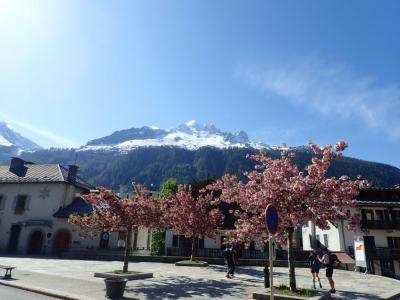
left=10, top=157, right=25, bottom=172
left=67, top=165, right=79, bottom=183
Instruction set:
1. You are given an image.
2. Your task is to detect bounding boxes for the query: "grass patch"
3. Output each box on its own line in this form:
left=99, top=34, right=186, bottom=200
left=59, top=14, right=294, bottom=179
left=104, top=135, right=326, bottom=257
left=179, top=259, right=207, bottom=264
left=274, top=284, right=317, bottom=298
left=112, top=270, right=140, bottom=275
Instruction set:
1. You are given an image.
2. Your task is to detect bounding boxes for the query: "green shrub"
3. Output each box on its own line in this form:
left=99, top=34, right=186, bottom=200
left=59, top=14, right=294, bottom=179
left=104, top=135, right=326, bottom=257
left=151, top=231, right=165, bottom=256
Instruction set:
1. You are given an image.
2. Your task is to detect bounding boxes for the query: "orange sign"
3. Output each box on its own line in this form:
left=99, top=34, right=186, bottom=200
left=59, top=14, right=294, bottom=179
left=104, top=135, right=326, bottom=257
left=356, top=244, right=363, bottom=251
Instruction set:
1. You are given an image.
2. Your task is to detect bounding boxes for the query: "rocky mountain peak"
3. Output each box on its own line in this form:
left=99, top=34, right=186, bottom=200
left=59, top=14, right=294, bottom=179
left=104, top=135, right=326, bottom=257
left=82, top=121, right=258, bottom=151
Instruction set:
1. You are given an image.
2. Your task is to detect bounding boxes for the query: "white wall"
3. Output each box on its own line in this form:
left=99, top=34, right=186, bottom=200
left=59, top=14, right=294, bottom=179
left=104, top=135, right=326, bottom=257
left=204, top=237, right=219, bottom=248
left=302, top=221, right=342, bottom=251
left=135, top=228, right=150, bottom=249
left=0, top=182, right=95, bottom=254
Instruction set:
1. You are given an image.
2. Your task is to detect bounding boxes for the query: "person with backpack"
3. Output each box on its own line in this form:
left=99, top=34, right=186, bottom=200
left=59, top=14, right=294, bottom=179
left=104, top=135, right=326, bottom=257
left=224, top=245, right=236, bottom=278
left=319, top=248, right=341, bottom=294
left=308, top=251, right=322, bottom=289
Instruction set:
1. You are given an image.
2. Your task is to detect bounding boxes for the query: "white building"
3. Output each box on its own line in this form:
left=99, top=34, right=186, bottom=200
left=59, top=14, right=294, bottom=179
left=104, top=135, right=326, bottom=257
left=302, top=187, right=400, bottom=279
left=0, top=157, right=98, bottom=255
left=0, top=158, right=153, bottom=256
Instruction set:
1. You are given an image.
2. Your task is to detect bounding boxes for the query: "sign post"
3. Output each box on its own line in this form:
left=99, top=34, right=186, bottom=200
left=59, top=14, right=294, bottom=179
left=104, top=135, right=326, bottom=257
left=265, top=205, right=279, bottom=300
left=354, top=236, right=367, bottom=270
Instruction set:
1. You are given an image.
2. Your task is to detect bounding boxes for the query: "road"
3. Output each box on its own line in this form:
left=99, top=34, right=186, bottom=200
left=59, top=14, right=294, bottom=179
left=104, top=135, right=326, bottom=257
left=0, top=285, right=59, bottom=300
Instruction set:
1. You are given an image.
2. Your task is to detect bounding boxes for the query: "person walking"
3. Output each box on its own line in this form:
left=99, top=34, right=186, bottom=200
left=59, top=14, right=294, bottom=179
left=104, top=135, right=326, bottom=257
left=224, top=245, right=235, bottom=278
left=319, top=248, right=340, bottom=294
left=308, top=251, right=322, bottom=289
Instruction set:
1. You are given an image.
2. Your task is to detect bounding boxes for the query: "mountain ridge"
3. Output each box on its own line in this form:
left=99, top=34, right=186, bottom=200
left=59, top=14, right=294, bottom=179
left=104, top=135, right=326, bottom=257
left=0, top=122, right=42, bottom=160
left=1, top=120, right=399, bottom=189
left=82, top=120, right=260, bottom=151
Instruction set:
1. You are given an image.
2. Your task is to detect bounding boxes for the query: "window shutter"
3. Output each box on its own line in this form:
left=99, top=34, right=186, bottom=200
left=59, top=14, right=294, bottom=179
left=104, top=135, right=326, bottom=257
left=12, top=197, right=17, bottom=210
left=0, top=195, right=5, bottom=210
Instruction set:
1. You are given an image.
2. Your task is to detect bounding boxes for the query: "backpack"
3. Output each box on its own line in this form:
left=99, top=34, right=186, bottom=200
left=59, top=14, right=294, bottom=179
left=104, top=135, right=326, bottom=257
left=309, top=256, right=320, bottom=268
left=224, top=249, right=233, bottom=261
left=329, top=253, right=341, bottom=268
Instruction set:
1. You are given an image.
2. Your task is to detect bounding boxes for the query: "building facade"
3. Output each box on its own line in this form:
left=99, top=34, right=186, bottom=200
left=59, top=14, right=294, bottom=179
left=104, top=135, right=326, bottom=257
left=0, top=157, right=97, bottom=255
left=302, top=187, right=400, bottom=279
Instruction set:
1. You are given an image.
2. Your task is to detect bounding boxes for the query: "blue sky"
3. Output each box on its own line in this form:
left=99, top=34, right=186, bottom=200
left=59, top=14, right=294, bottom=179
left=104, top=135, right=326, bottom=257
left=0, top=1, right=400, bottom=167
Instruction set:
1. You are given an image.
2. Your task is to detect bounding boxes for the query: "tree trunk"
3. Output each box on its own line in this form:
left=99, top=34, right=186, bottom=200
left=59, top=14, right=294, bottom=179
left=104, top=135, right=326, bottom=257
left=190, top=237, right=196, bottom=261
left=287, top=228, right=296, bottom=291
left=311, top=219, right=317, bottom=249
left=123, top=227, right=133, bottom=273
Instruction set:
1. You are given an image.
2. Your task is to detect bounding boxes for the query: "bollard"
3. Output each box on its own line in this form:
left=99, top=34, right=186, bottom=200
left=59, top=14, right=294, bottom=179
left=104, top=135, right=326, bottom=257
left=264, top=265, right=270, bottom=288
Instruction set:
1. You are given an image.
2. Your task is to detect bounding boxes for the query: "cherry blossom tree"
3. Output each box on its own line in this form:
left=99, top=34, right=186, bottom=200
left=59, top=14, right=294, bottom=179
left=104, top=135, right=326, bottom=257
left=163, top=184, right=224, bottom=261
left=69, top=183, right=163, bottom=272
left=209, top=141, right=368, bottom=291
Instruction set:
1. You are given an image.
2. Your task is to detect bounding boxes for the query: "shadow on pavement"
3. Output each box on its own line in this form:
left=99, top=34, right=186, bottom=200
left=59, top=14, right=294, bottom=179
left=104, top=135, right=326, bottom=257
left=127, top=276, right=248, bottom=299
left=207, top=264, right=286, bottom=278
left=0, top=278, right=19, bottom=281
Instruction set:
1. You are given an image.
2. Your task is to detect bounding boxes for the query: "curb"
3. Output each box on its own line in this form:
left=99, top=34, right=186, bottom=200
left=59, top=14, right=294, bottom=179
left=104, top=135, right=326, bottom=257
left=0, top=280, right=89, bottom=300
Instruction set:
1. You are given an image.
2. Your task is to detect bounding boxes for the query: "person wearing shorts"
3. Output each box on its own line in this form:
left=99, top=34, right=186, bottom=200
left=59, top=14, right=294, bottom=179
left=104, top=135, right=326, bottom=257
left=308, top=251, right=322, bottom=289
left=319, top=248, right=336, bottom=293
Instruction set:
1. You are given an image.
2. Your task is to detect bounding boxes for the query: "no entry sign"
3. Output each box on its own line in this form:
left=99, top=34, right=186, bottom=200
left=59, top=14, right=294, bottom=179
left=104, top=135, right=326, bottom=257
left=265, top=204, right=279, bottom=235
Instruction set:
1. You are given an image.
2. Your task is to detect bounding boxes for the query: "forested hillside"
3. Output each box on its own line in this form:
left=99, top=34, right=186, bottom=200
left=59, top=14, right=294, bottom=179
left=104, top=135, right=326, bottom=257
left=5, top=146, right=398, bottom=191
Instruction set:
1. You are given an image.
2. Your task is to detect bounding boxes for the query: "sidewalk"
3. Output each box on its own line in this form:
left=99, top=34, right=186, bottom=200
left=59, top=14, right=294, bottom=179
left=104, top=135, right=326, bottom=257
left=0, top=269, right=103, bottom=300
left=0, top=257, right=399, bottom=299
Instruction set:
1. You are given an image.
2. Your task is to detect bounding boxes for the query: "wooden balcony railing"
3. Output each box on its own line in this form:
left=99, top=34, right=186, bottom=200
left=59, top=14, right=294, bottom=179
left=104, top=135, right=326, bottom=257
left=365, top=247, right=400, bottom=259
left=361, top=220, right=400, bottom=230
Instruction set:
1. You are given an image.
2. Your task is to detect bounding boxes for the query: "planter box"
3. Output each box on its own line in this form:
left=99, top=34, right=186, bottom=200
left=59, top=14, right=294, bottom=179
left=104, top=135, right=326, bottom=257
left=94, top=271, right=153, bottom=280
left=175, top=260, right=209, bottom=267
left=252, top=288, right=322, bottom=300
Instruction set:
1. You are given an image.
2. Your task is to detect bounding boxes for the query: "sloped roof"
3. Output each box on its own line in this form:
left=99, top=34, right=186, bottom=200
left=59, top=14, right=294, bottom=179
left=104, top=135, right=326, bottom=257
left=0, top=163, right=93, bottom=191
left=53, top=197, right=92, bottom=218
left=59, top=165, right=94, bottom=191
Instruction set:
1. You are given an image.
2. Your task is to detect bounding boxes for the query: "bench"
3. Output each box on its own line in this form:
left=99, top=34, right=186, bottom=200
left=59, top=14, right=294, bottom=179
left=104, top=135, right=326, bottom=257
left=0, top=265, right=15, bottom=279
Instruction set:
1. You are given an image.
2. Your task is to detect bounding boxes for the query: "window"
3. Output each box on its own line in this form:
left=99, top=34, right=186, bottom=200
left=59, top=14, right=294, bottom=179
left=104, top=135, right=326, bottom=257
left=375, top=210, right=390, bottom=223
left=249, top=241, right=255, bottom=250
left=363, top=210, right=374, bottom=221
left=198, top=238, right=204, bottom=249
left=117, top=231, right=127, bottom=241
left=392, top=211, right=400, bottom=223
left=388, top=237, right=400, bottom=249
left=15, top=195, right=27, bottom=214
left=375, top=210, right=384, bottom=221
left=323, top=234, right=329, bottom=248
left=172, top=235, right=179, bottom=248
left=0, top=195, right=5, bottom=210
left=303, top=221, right=309, bottom=228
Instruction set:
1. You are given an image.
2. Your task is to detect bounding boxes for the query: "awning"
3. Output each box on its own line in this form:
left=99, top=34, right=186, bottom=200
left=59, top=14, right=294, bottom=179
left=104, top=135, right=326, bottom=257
left=334, top=252, right=355, bottom=264
left=53, top=197, right=92, bottom=218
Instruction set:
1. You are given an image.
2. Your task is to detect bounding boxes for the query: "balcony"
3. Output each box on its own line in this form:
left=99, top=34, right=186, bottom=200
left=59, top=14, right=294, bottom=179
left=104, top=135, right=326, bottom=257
left=360, top=220, right=400, bottom=230
left=365, top=247, right=400, bottom=259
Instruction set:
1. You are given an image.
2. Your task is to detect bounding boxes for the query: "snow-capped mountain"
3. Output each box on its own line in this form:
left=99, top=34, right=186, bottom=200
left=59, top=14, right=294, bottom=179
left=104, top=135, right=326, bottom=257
left=81, top=120, right=264, bottom=152
left=0, top=122, right=42, bottom=157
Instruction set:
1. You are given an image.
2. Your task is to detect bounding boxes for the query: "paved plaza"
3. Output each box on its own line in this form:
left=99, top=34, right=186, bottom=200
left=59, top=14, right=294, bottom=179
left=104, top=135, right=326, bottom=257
left=0, top=257, right=399, bottom=299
